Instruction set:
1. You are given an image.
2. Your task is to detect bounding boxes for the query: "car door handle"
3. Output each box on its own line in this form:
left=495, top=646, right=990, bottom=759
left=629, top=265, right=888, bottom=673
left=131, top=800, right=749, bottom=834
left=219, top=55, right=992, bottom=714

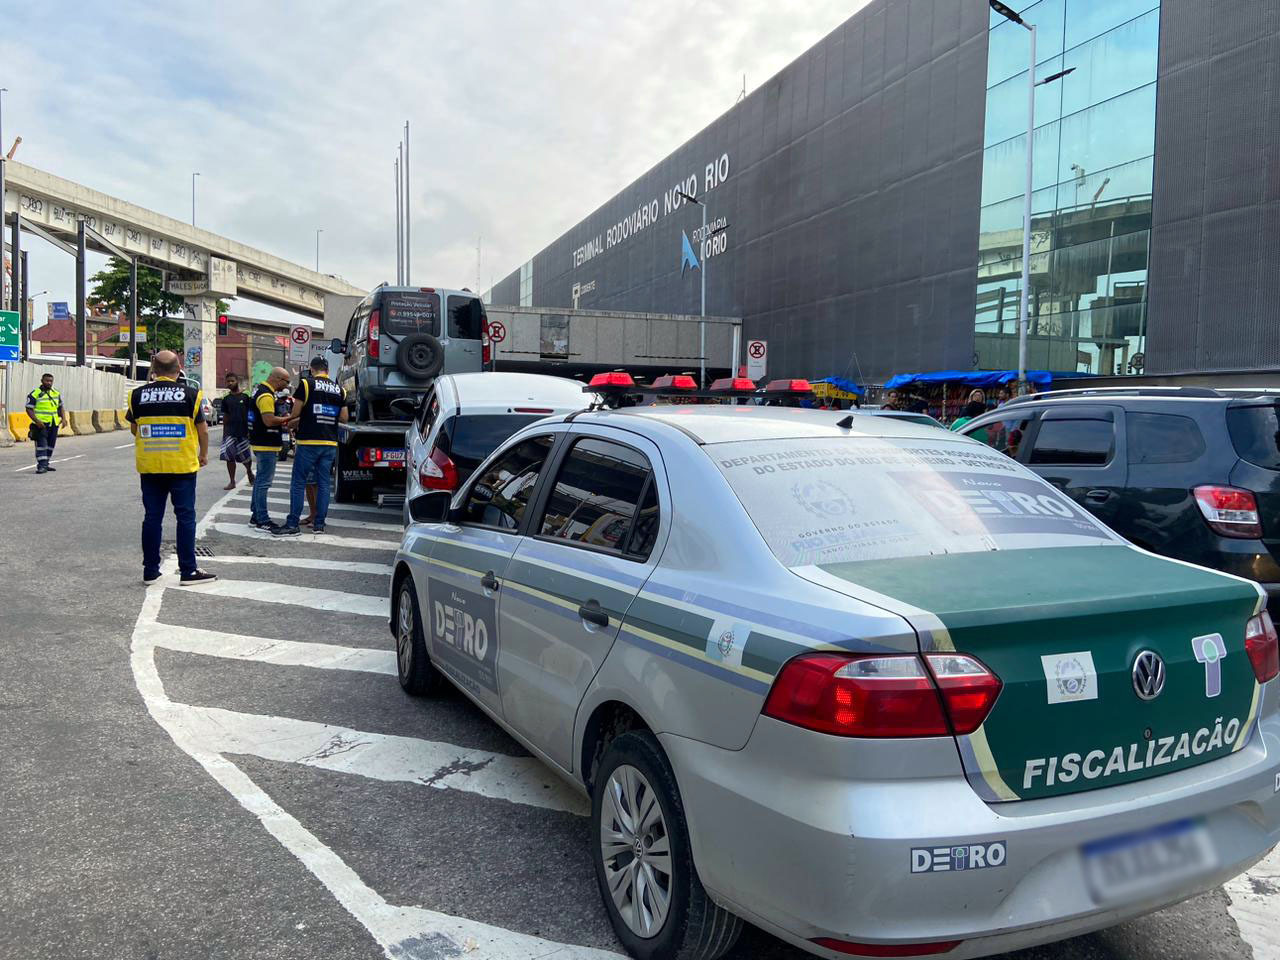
left=481, top=571, right=500, bottom=592
left=578, top=600, right=609, bottom=628
left=1085, top=489, right=1111, bottom=503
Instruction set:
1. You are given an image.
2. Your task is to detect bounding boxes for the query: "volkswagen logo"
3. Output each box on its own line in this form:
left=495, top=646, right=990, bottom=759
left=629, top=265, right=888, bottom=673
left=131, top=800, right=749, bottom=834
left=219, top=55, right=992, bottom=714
left=1132, top=650, right=1166, bottom=701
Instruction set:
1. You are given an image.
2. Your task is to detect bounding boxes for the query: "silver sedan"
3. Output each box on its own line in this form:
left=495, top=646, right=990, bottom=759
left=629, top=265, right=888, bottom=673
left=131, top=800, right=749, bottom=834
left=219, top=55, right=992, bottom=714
left=391, top=403, right=1280, bottom=960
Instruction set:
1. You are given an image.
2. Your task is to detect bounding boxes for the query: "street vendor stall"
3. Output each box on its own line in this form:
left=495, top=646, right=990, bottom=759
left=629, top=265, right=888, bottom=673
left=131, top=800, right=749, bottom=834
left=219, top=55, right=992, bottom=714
left=809, top=376, right=864, bottom=407
left=880, top=370, right=1062, bottom=424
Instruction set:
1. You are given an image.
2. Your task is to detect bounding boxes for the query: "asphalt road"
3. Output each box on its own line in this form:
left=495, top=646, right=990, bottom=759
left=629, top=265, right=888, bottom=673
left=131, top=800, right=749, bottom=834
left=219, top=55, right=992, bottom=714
left=1, top=426, right=1276, bottom=960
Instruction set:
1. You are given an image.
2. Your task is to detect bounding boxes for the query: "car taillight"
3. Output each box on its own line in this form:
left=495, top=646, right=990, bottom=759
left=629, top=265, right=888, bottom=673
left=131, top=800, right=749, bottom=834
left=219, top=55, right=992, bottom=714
left=762, top=653, right=1000, bottom=738
left=1245, top=611, right=1279, bottom=684
left=1194, top=485, right=1262, bottom=539
left=482, top=340, right=491, bottom=365
left=368, top=308, right=381, bottom=359
left=419, top=445, right=458, bottom=491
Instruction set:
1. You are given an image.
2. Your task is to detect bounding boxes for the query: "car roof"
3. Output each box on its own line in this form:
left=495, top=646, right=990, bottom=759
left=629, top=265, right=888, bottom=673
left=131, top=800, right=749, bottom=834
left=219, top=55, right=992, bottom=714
left=442, top=372, right=589, bottom=412
left=578, top=404, right=957, bottom=445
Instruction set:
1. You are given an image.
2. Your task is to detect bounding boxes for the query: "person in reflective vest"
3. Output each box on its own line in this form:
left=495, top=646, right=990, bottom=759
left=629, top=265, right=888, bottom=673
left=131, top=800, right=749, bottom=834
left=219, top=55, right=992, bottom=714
left=125, top=350, right=217, bottom=586
left=273, top=355, right=347, bottom=537
left=246, top=366, right=292, bottom=531
left=25, top=372, right=70, bottom=474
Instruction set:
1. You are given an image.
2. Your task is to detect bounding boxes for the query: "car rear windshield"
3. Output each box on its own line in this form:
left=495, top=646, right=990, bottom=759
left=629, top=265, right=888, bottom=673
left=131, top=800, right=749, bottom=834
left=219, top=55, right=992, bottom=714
left=382, top=292, right=440, bottom=336
left=711, top=436, right=1118, bottom=567
left=1227, top=402, right=1280, bottom=470
left=443, top=414, right=547, bottom=483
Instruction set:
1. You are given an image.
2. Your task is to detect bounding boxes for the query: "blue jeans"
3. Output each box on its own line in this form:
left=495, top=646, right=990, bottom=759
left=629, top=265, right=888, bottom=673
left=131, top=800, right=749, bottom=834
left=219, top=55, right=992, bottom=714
left=287, top=444, right=336, bottom=528
left=251, top=451, right=278, bottom=524
left=141, top=473, right=197, bottom=577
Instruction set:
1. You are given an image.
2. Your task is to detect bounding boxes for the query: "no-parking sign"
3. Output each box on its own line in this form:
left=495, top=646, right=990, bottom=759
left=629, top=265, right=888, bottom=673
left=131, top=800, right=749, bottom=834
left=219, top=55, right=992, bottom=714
left=746, top=339, right=767, bottom=381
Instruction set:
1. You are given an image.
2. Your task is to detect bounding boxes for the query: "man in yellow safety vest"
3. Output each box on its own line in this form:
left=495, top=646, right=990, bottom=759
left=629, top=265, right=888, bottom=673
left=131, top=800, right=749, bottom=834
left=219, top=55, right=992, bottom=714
left=25, top=372, right=70, bottom=474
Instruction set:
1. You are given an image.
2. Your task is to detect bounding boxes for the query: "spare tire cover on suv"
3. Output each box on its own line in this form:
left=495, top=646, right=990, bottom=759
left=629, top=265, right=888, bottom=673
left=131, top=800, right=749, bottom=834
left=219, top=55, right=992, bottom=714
left=395, top=333, right=445, bottom=379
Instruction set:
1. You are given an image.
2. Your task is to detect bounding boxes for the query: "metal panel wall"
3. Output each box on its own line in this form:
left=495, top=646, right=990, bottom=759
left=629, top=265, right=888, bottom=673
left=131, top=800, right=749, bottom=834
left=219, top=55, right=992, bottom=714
left=1147, top=1, right=1280, bottom=373
left=490, top=0, right=990, bottom=382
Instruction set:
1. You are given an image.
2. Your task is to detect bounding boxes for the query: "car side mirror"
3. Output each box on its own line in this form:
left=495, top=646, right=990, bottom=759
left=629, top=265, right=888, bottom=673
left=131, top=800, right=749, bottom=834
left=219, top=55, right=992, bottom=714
left=330, top=337, right=345, bottom=355
left=408, top=490, right=453, bottom=524
left=389, top=397, right=418, bottom=418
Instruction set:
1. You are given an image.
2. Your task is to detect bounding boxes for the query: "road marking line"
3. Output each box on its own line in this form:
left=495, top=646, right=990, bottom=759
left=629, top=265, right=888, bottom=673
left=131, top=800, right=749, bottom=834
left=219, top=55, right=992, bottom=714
left=1226, top=843, right=1280, bottom=960
left=179, top=704, right=589, bottom=816
left=179, top=578, right=388, bottom=617
left=13, top=454, right=85, bottom=473
left=114, top=442, right=134, bottom=449
left=207, top=522, right=396, bottom=551
left=134, top=481, right=618, bottom=959
left=201, top=555, right=395, bottom=575
left=233, top=492, right=396, bottom=516
left=218, top=504, right=401, bottom=533
left=139, top=621, right=396, bottom=674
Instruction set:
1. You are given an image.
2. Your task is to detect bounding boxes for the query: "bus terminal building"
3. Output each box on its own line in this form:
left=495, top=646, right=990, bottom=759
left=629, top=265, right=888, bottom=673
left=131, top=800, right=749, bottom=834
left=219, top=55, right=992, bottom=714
left=489, top=0, right=1280, bottom=385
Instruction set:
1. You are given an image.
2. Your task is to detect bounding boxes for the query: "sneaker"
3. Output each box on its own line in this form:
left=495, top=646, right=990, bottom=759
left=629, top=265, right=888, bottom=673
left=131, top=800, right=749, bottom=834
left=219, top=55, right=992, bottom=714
left=35, top=465, right=48, bottom=474
left=249, top=519, right=278, bottom=531
left=44, top=465, right=57, bottom=472
left=272, top=525, right=302, bottom=537
left=143, top=572, right=162, bottom=585
left=179, top=570, right=219, bottom=586
left=312, top=525, right=326, bottom=535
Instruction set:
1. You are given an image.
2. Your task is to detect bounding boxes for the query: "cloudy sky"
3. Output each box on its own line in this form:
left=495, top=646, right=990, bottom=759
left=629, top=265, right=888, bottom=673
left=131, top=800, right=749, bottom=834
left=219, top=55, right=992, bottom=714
left=3, top=0, right=868, bottom=324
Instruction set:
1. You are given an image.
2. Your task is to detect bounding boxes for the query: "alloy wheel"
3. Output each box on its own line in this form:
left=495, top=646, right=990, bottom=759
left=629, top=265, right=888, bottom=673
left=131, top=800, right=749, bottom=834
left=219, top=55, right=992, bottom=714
left=599, top=764, right=673, bottom=938
left=396, top=586, right=415, bottom=678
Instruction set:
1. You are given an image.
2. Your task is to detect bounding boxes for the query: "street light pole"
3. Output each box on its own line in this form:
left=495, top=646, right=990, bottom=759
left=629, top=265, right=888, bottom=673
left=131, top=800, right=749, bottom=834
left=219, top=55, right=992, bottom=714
left=676, top=189, right=708, bottom=387
left=191, top=172, right=200, bottom=226
left=315, top=228, right=323, bottom=272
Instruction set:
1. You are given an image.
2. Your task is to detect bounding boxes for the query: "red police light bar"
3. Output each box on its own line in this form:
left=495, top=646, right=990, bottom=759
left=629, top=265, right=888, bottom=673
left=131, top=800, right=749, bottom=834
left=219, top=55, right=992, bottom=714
left=710, top=377, right=757, bottom=392
left=588, top=372, right=635, bottom=388
left=652, top=374, right=697, bottom=390
left=765, top=378, right=813, bottom=393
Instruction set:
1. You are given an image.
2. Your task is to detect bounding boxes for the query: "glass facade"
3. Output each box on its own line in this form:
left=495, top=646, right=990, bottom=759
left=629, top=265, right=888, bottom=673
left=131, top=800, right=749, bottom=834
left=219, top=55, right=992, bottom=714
left=976, top=1, right=1159, bottom=375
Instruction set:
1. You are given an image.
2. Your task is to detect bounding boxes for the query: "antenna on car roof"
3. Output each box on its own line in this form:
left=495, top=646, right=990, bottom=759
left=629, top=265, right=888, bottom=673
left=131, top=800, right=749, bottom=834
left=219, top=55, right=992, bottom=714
left=836, top=415, right=855, bottom=429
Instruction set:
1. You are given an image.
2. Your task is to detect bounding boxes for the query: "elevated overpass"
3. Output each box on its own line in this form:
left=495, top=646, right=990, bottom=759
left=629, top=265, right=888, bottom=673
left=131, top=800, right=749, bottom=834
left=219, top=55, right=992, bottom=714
left=3, top=160, right=367, bottom=383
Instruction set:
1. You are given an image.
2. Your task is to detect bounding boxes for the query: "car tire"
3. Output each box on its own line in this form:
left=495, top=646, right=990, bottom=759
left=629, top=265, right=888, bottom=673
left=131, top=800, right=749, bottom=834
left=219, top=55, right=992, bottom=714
left=395, top=333, right=445, bottom=380
left=394, top=577, right=444, bottom=696
left=591, top=731, right=742, bottom=960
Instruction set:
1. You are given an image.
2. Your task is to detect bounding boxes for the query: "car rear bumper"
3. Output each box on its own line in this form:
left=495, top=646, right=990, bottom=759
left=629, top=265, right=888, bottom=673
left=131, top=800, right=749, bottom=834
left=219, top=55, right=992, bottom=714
left=663, top=701, right=1280, bottom=959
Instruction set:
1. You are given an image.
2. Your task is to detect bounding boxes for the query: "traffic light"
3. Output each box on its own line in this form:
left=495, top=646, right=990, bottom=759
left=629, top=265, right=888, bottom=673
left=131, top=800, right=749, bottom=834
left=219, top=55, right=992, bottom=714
left=217, top=314, right=229, bottom=336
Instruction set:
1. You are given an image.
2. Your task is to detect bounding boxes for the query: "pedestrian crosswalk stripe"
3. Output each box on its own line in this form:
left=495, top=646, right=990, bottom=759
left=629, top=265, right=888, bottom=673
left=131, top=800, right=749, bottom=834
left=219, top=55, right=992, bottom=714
left=217, top=504, right=402, bottom=533
left=178, top=704, right=590, bottom=817
left=185, top=577, right=389, bottom=617
left=208, top=522, right=397, bottom=551
left=202, top=555, right=395, bottom=575
left=231, top=491, right=397, bottom=516
left=138, top=621, right=396, bottom=674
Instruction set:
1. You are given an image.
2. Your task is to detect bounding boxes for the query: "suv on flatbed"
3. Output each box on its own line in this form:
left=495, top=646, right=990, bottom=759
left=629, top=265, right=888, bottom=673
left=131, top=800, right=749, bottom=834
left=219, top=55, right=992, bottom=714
left=962, top=387, right=1280, bottom=615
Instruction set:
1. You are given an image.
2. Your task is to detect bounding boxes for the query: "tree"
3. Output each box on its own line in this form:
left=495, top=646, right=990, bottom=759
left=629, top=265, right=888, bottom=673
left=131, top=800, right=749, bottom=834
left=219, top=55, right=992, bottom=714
left=90, top=257, right=231, bottom=357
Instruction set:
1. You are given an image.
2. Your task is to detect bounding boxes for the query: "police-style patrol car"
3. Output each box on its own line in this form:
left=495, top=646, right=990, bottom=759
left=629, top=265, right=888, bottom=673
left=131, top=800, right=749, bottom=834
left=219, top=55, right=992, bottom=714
left=391, top=376, right=1280, bottom=960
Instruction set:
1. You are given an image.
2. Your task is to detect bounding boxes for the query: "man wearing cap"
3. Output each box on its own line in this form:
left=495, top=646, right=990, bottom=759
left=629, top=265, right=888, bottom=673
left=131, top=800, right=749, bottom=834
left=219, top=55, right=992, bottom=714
left=26, top=372, right=70, bottom=474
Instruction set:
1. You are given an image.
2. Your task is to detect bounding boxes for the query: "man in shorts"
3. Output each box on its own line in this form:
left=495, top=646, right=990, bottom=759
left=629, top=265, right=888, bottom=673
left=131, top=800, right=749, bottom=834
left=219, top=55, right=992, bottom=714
left=219, top=372, right=255, bottom=490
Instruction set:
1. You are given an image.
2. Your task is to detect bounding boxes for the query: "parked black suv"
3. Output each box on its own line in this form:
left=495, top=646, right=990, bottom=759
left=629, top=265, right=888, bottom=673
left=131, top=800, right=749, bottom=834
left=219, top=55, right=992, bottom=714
left=962, top=387, right=1280, bottom=614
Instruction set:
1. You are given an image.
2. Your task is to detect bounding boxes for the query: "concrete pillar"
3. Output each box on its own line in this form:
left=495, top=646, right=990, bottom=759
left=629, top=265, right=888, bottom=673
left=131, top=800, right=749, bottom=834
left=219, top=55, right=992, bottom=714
left=181, top=295, right=219, bottom=390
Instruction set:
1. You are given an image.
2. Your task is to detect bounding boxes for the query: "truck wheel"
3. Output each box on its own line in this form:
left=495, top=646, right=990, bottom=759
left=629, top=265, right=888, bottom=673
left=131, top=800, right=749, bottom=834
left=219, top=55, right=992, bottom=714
left=592, top=731, right=742, bottom=960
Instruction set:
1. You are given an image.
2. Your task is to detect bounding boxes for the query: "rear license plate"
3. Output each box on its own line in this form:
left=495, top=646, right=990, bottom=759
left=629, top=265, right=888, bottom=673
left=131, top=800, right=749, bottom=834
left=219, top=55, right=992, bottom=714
left=360, top=447, right=406, bottom=467
left=1082, top=818, right=1216, bottom=904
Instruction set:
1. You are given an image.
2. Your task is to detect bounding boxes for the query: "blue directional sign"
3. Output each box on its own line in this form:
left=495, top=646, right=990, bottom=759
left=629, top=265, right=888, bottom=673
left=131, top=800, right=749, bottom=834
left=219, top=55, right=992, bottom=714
left=0, top=310, right=19, bottom=363
left=49, top=301, right=70, bottom=321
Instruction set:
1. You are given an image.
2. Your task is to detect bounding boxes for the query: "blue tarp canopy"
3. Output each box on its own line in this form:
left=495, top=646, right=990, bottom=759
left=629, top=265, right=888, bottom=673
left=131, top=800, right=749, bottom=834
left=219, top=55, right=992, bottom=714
left=810, top=376, right=865, bottom=395
left=882, top=369, right=1059, bottom=390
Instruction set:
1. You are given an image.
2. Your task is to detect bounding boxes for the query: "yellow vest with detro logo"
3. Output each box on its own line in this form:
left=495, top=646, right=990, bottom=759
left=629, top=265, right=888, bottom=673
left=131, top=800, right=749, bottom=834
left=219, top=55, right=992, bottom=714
left=128, top=378, right=203, bottom=474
